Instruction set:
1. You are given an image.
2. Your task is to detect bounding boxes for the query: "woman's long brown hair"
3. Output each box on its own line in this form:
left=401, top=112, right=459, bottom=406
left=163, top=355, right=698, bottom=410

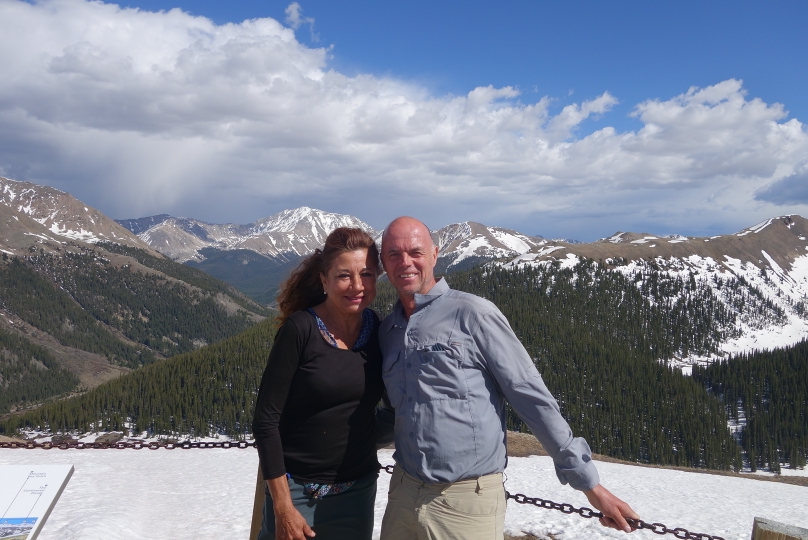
left=276, top=227, right=380, bottom=323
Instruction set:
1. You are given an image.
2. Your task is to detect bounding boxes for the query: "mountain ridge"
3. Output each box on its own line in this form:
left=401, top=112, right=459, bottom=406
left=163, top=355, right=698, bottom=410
left=4, top=176, right=807, bottom=364
left=1, top=177, right=152, bottom=252
left=0, top=178, right=271, bottom=415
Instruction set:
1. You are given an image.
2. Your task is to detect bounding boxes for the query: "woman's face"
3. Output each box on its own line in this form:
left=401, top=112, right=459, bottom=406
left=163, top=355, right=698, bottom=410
left=320, top=249, right=377, bottom=317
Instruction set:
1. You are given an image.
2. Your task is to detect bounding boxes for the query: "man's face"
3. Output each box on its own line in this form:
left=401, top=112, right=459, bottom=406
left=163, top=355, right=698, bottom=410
left=382, top=219, right=439, bottom=298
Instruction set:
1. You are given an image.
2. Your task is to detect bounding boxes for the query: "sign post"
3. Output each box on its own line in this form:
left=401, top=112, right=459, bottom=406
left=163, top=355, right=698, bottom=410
left=0, top=465, right=74, bottom=540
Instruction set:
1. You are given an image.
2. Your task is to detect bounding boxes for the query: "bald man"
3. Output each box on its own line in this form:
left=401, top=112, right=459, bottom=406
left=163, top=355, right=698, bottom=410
left=378, top=216, right=638, bottom=540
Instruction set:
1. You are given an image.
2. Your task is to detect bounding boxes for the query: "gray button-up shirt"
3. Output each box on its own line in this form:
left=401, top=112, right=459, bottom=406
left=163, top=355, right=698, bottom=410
left=379, top=278, right=600, bottom=490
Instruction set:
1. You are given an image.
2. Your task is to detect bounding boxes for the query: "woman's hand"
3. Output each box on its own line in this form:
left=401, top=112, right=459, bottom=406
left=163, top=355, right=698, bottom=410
left=583, top=484, right=639, bottom=533
left=266, top=477, right=316, bottom=539
left=273, top=503, right=315, bottom=539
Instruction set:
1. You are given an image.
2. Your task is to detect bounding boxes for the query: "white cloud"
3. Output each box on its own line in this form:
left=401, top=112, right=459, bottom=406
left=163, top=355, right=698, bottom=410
left=0, top=0, right=807, bottom=239
left=284, top=2, right=318, bottom=42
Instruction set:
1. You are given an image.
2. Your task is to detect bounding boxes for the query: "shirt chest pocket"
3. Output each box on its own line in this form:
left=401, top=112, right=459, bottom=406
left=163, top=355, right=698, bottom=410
left=414, top=342, right=468, bottom=401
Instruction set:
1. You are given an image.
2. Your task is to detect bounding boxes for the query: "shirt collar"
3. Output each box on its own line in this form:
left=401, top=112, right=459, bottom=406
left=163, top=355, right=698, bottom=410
left=388, top=278, right=449, bottom=329
left=414, top=277, right=449, bottom=310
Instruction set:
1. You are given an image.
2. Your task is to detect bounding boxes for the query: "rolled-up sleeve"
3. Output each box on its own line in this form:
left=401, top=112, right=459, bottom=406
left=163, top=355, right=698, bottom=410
left=473, top=308, right=600, bottom=491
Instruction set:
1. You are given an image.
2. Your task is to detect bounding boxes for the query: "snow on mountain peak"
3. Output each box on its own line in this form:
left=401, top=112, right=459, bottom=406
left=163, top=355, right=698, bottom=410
left=435, top=221, right=547, bottom=268
left=0, top=177, right=149, bottom=250
left=125, top=207, right=377, bottom=262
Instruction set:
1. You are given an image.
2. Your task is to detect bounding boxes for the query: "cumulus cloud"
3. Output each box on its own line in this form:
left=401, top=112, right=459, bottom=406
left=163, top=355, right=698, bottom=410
left=0, top=0, right=807, bottom=238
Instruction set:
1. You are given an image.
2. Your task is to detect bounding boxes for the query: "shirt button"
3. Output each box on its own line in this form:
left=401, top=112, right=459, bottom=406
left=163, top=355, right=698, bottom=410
left=409, top=432, right=414, bottom=438
left=406, top=362, right=412, bottom=368
left=408, top=397, right=412, bottom=403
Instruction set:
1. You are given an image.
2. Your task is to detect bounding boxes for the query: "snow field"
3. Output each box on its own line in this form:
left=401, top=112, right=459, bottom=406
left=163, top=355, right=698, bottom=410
left=1, top=448, right=805, bottom=540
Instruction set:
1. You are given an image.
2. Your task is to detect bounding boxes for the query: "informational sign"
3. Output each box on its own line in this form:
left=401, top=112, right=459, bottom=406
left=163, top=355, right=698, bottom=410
left=0, top=465, right=74, bottom=540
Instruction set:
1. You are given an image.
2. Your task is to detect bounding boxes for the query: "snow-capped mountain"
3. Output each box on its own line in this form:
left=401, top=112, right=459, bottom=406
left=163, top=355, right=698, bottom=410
left=0, top=177, right=149, bottom=251
left=505, top=215, right=808, bottom=365
left=119, top=207, right=377, bottom=263
left=435, top=221, right=547, bottom=268
left=4, top=175, right=806, bottom=361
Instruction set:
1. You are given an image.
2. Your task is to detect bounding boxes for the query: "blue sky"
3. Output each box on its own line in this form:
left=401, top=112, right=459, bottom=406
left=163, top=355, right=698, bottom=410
left=117, top=0, right=808, bottom=132
left=0, top=0, right=806, bottom=239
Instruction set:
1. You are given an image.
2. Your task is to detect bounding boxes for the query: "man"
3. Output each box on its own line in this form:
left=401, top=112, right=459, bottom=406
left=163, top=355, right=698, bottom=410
left=378, top=216, right=639, bottom=540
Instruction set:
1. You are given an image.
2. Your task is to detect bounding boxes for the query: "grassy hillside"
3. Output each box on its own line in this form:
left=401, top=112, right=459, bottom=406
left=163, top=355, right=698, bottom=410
left=0, top=326, right=81, bottom=413
left=0, top=243, right=271, bottom=414
left=0, top=256, right=156, bottom=366
left=1, top=318, right=277, bottom=436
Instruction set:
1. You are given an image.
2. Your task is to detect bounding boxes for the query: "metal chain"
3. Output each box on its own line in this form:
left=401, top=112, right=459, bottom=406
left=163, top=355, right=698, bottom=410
left=378, top=465, right=724, bottom=540
left=0, top=444, right=724, bottom=540
left=0, top=440, right=254, bottom=450
left=502, top=491, right=724, bottom=540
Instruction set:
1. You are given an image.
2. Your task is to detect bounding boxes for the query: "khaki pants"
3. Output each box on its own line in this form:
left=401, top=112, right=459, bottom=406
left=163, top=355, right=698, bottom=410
left=380, top=465, right=506, bottom=540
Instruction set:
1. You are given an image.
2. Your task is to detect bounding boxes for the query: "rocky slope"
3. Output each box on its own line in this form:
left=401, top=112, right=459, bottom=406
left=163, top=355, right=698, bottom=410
left=0, top=177, right=149, bottom=250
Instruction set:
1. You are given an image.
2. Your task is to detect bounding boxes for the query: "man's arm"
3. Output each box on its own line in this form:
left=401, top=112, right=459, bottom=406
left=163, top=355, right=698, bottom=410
left=472, top=308, right=639, bottom=532
left=472, top=308, right=598, bottom=489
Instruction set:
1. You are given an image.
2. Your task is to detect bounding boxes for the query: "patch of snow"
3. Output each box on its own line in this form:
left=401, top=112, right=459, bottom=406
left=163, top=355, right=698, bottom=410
left=4, top=448, right=805, bottom=540
left=449, top=236, right=497, bottom=265
left=23, top=232, right=59, bottom=242
left=490, top=229, right=532, bottom=253
left=48, top=223, right=101, bottom=243
left=631, top=237, right=658, bottom=244
left=559, top=253, right=580, bottom=270
left=750, top=218, right=774, bottom=233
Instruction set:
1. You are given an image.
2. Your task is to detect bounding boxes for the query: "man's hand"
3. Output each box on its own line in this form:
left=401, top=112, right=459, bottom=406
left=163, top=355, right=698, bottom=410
left=583, top=484, right=639, bottom=533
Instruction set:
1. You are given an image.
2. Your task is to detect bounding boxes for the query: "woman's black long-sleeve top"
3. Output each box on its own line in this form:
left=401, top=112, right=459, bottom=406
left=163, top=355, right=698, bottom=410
left=252, top=310, right=386, bottom=483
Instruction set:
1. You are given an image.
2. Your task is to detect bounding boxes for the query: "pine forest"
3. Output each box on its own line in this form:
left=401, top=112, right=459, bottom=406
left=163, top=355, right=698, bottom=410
left=3, top=258, right=806, bottom=471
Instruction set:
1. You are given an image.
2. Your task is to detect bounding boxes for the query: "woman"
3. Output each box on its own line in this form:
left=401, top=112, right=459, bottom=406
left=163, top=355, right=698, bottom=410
left=252, top=227, right=391, bottom=540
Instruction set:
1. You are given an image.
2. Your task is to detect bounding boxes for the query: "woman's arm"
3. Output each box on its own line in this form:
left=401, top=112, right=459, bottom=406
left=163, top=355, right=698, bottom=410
left=374, top=392, right=396, bottom=449
left=253, top=319, right=305, bottom=480
left=252, top=318, right=312, bottom=538
left=266, top=476, right=315, bottom=539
